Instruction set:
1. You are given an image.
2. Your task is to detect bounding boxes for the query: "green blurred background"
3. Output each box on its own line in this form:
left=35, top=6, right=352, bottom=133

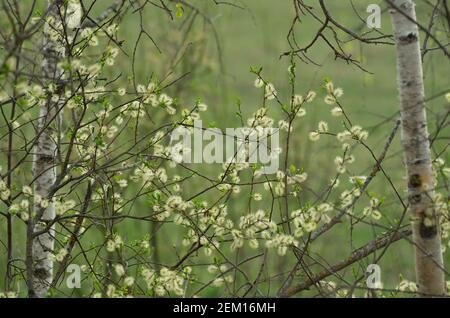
left=1, top=0, right=449, bottom=297
left=135, top=0, right=449, bottom=296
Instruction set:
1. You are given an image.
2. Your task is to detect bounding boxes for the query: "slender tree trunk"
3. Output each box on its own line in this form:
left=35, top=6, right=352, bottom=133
left=29, top=0, right=63, bottom=297
left=389, top=0, right=446, bottom=296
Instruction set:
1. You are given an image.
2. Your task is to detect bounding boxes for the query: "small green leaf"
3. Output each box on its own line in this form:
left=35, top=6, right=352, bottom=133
left=290, top=164, right=296, bottom=174
left=175, top=3, right=184, bottom=18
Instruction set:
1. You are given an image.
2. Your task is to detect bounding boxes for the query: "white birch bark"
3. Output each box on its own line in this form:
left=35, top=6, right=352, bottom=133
left=31, top=0, right=63, bottom=297
left=389, top=0, right=446, bottom=296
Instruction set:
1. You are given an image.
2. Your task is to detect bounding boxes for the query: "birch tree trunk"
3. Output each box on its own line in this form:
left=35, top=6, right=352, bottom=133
left=389, top=0, right=446, bottom=296
left=30, top=0, right=64, bottom=297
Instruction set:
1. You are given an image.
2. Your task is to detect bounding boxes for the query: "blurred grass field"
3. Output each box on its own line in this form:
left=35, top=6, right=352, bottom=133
left=142, top=0, right=449, bottom=295
left=1, top=0, right=449, bottom=297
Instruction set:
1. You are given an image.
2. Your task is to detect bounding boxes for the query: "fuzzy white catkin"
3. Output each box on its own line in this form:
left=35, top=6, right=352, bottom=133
left=66, top=1, right=82, bottom=29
